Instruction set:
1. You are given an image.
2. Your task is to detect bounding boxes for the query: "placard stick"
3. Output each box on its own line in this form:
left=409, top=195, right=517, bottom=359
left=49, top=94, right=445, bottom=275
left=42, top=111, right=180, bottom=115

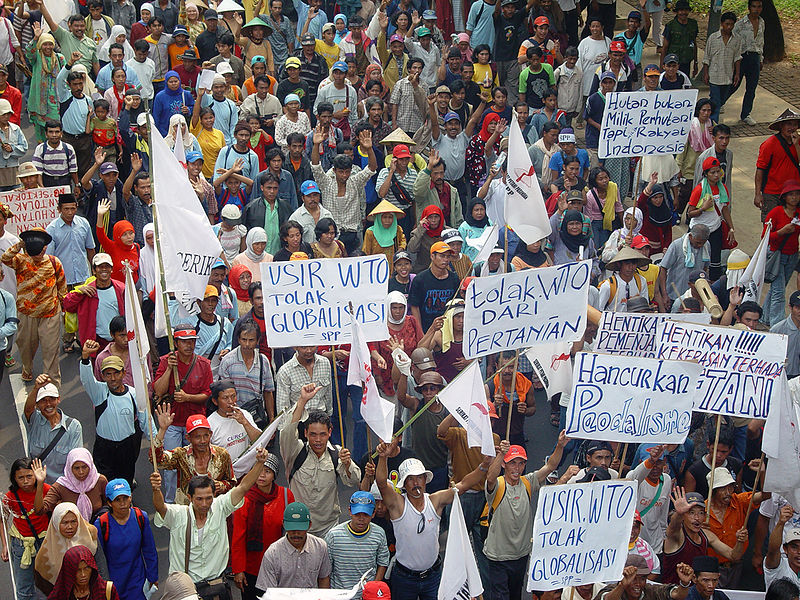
left=612, top=442, right=623, bottom=471
left=706, top=414, right=723, bottom=524
left=330, top=345, right=346, bottom=450
left=743, top=451, right=766, bottom=523
left=671, top=282, right=687, bottom=312
left=618, top=443, right=628, bottom=478
left=0, top=502, right=16, bottom=594
left=505, top=349, right=520, bottom=442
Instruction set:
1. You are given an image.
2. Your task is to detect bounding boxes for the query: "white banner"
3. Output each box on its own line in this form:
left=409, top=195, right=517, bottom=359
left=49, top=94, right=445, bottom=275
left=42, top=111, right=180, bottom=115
left=740, top=222, right=770, bottom=304
left=463, top=261, right=591, bottom=360
left=232, top=410, right=288, bottom=478
left=152, top=121, right=222, bottom=301
left=528, top=479, right=637, bottom=591
left=437, top=361, right=496, bottom=455
left=763, top=375, right=800, bottom=510
left=124, top=265, right=151, bottom=411
left=595, top=312, right=711, bottom=358
left=439, top=491, right=483, bottom=600
left=598, top=89, right=698, bottom=159
left=565, top=352, right=701, bottom=444
left=261, top=256, right=389, bottom=347
left=656, top=321, right=787, bottom=418
left=1, top=186, right=69, bottom=235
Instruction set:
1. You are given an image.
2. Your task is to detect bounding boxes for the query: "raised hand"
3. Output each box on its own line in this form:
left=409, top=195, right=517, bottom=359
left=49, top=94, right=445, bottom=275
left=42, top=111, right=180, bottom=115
left=357, top=127, right=373, bottom=148
left=150, top=471, right=162, bottom=491
left=94, top=146, right=106, bottom=166
left=70, top=50, right=83, bottom=65
left=299, top=382, right=322, bottom=403
left=131, top=152, right=143, bottom=173
left=312, top=124, right=325, bottom=145
left=34, top=374, right=52, bottom=389
left=671, top=486, right=691, bottom=514
left=82, top=339, right=100, bottom=359
left=556, top=429, right=570, bottom=448
left=649, top=170, right=659, bottom=185
left=495, top=118, right=508, bottom=136
left=31, top=458, right=46, bottom=484
left=155, top=403, right=175, bottom=430
left=97, top=198, right=111, bottom=217
left=428, top=148, right=440, bottom=169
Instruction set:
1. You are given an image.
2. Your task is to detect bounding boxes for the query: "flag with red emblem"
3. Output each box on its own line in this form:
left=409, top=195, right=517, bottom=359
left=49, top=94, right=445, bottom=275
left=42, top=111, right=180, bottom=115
left=125, top=263, right=151, bottom=410
left=437, top=361, right=496, bottom=455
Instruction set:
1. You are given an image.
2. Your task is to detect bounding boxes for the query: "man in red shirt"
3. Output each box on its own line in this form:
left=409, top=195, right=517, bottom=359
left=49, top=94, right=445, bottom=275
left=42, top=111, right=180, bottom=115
left=0, top=64, right=21, bottom=126
left=755, top=109, right=800, bottom=221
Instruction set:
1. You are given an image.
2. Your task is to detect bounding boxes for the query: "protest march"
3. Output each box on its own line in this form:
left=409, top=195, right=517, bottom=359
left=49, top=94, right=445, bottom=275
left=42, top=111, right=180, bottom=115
left=1, top=0, right=800, bottom=600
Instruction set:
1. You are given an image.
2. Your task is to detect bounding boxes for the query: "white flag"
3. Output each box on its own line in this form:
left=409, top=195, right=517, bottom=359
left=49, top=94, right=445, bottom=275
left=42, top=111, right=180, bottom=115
left=524, top=342, right=573, bottom=400
left=437, top=361, right=495, bottom=456
left=763, top=374, right=800, bottom=509
left=347, top=313, right=395, bottom=443
left=438, top=491, right=483, bottom=600
left=153, top=243, right=167, bottom=337
left=470, top=224, right=500, bottom=266
left=151, top=122, right=222, bottom=301
left=172, top=122, right=187, bottom=169
left=740, top=221, right=770, bottom=303
left=262, top=577, right=365, bottom=600
left=504, top=117, right=551, bottom=245
left=124, top=265, right=151, bottom=411
left=232, top=410, right=288, bottom=478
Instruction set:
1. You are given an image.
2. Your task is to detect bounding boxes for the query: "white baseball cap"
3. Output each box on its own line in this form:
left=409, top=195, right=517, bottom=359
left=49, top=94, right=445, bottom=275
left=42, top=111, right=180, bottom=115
left=36, top=383, right=59, bottom=402
left=92, top=253, right=114, bottom=267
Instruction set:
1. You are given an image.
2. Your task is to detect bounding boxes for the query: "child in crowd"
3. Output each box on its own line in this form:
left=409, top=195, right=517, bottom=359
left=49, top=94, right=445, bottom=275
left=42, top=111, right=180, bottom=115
left=387, top=249, right=414, bottom=299
left=519, top=46, right=555, bottom=110
left=584, top=71, right=616, bottom=167
left=87, top=99, right=119, bottom=162
left=216, top=204, right=248, bottom=263
left=214, top=158, right=251, bottom=212
left=96, top=199, right=140, bottom=283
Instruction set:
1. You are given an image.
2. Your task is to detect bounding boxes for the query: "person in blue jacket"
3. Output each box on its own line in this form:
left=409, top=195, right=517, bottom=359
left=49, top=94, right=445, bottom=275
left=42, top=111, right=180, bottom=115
left=94, top=478, right=159, bottom=600
left=152, top=70, right=194, bottom=136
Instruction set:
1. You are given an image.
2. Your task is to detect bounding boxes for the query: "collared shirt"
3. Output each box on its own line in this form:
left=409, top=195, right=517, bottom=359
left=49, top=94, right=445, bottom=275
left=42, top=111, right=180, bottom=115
left=46, top=215, right=95, bottom=285
left=431, top=132, right=468, bottom=181
left=218, top=347, right=275, bottom=417
left=56, top=67, right=93, bottom=135
left=404, top=38, right=440, bottom=91
left=255, top=534, right=331, bottom=590
left=733, top=15, right=764, bottom=57
left=152, top=442, right=235, bottom=504
left=26, top=409, right=83, bottom=483
left=1, top=248, right=67, bottom=317
left=51, top=28, right=97, bottom=72
left=79, top=361, right=147, bottom=441
left=771, top=315, right=800, bottom=378
left=389, top=78, right=425, bottom=134
left=266, top=15, right=295, bottom=64
left=95, top=62, right=141, bottom=93
left=288, top=203, right=334, bottom=245
left=275, top=354, right=332, bottom=415
left=239, top=93, right=282, bottom=122
left=279, top=417, right=361, bottom=535
left=153, top=0, right=178, bottom=32
left=311, top=161, right=375, bottom=232
left=703, top=31, right=742, bottom=85
left=32, top=141, right=77, bottom=178
left=155, top=490, right=242, bottom=582
left=375, top=166, right=418, bottom=210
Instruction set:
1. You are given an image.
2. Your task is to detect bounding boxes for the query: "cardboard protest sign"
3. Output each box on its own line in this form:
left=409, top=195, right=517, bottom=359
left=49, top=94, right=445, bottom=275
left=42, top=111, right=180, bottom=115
left=463, top=261, right=590, bottom=360
left=656, top=321, right=787, bottom=419
left=599, top=90, right=698, bottom=159
left=595, top=312, right=711, bottom=358
left=1, top=186, right=69, bottom=235
left=527, top=479, right=636, bottom=590
left=565, top=352, right=701, bottom=444
left=261, top=256, right=389, bottom=347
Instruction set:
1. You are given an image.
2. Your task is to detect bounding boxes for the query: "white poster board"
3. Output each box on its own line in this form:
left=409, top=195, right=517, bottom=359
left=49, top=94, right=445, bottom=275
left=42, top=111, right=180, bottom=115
left=463, top=261, right=591, bottom=360
left=595, top=312, right=711, bottom=358
left=1, top=186, right=70, bottom=235
left=261, top=256, right=389, bottom=347
left=528, top=479, right=637, bottom=590
left=656, top=321, right=787, bottom=419
left=565, top=352, right=701, bottom=444
left=598, top=89, right=698, bottom=159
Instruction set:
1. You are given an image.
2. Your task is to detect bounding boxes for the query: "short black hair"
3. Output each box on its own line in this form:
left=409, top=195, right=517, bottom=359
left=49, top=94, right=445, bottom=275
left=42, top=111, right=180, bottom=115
left=766, top=579, right=800, bottom=600
left=306, top=409, right=332, bottom=430
left=279, top=220, right=303, bottom=247
left=352, top=121, right=374, bottom=140
left=133, top=39, right=149, bottom=53
left=93, top=98, right=110, bottom=111
left=254, top=75, right=270, bottom=87
left=247, top=281, right=262, bottom=300
left=217, top=32, right=235, bottom=47
left=541, top=120, right=560, bottom=134
left=237, top=318, right=261, bottom=340
left=265, top=147, right=285, bottom=164
left=526, top=45, right=543, bottom=59
left=332, top=154, right=352, bottom=170
left=66, top=71, right=84, bottom=84
left=286, top=132, right=305, bottom=146
left=317, top=102, right=334, bottom=115
left=133, top=171, right=150, bottom=188
left=109, top=315, right=126, bottom=336
left=492, top=86, right=507, bottom=98
left=335, top=142, right=353, bottom=155
left=187, top=475, right=215, bottom=496
left=315, top=217, right=338, bottom=240
left=737, top=300, right=763, bottom=320
left=109, top=43, right=124, bottom=54
left=45, top=120, right=62, bottom=132
left=260, top=171, right=280, bottom=185
left=720, top=10, right=737, bottom=22
left=68, top=14, right=83, bottom=25
left=449, top=79, right=465, bottom=94
left=705, top=419, right=736, bottom=447
left=712, top=123, right=731, bottom=136
left=407, top=57, right=424, bottom=70
left=148, top=16, right=164, bottom=26
left=88, top=0, right=103, bottom=8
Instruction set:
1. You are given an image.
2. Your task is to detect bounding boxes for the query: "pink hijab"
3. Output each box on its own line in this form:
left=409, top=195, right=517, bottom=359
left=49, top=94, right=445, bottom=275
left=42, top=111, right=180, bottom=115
left=55, top=448, right=100, bottom=521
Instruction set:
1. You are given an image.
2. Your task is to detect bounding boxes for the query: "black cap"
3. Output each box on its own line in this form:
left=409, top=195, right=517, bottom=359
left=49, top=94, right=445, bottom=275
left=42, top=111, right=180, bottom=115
left=791, top=291, right=800, bottom=307
left=674, top=0, right=690, bottom=9
left=585, top=440, right=612, bottom=455
left=692, top=556, right=720, bottom=574
left=301, top=32, right=316, bottom=45
left=204, top=8, right=218, bottom=19
left=689, top=271, right=707, bottom=283
left=577, top=466, right=611, bottom=483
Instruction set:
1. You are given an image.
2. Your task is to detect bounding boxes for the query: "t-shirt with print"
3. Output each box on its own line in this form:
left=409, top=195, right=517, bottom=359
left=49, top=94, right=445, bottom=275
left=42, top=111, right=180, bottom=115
left=408, top=268, right=460, bottom=332
left=275, top=79, right=311, bottom=110
left=484, top=473, right=541, bottom=561
left=493, top=11, right=526, bottom=62
left=207, top=408, right=257, bottom=463
left=519, top=63, right=555, bottom=109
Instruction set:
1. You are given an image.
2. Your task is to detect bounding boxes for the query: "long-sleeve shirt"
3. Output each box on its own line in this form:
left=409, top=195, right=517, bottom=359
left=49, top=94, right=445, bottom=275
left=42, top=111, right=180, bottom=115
left=95, top=62, right=141, bottom=93
left=0, top=122, right=27, bottom=168
left=275, top=354, right=333, bottom=415
left=626, top=458, right=672, bottom=553
left=151, top=441, right=235, bottom=504
left=201, top=94, right=239, bottom=144
left=0, top=288, right=17, bottom=351
left=279, top=416, right=361, bottom=536
left=1, top=247, right=66, bottom=318
left=702, top=31, right=742, bottom=86
left=314, top=82, right=358, bottom=127
left=311, top=161, right=374, bottom=232
left=404, top=37, right=440, bottom=91
left=80, top=359, right=148, bottom=442
left=125, top=57, right=156, bottom=100
left=26, top=409, right=83, bottom=483
left=733, top=15, right=764, bottom=57
left=771, top=316, right=800, bottom=379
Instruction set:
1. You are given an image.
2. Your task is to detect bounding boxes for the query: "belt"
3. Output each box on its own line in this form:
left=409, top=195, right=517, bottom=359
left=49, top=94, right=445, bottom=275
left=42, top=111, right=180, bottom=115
left=395, top=556, right=442, bottom=579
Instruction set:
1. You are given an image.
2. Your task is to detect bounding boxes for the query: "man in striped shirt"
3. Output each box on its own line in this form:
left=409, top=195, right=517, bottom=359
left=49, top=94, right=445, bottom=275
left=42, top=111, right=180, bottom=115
left=32, top=120, right=79, bottom=190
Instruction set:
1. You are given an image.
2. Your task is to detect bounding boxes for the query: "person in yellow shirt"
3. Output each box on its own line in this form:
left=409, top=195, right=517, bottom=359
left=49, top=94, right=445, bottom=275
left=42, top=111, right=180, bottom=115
left=315, top=22, right=342, bottom=70
left=631, top=235, right=665, bottom=312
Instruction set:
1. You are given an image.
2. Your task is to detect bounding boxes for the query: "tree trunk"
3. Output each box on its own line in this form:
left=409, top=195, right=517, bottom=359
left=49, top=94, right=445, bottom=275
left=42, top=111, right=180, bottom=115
left=762, top=0, right=785, bottom=62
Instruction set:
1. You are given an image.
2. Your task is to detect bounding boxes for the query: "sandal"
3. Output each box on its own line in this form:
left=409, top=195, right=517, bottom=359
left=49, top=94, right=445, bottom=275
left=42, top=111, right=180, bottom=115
left=4, top=355, right=14, bottom=368
left=550, top=411, right=560, bottom=427
left=21, top=370, right=32, bottom=382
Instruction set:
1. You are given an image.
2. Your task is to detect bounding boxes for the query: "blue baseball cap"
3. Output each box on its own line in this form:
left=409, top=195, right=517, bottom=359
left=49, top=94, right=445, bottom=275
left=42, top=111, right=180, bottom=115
left=300, top=180, right=320, bottom=195
left=173, top=25, right=189, bottom=37
left=443, top=111, right=461, bottom=123
left=211, top=258, right=227, bottom=270
left=106, top=478, right=132, bottom=500
left=350, top=491, right=375, bottom=515
left=332, top=60, right=348, bottom=72
left=185, top=151, right=204, bottom=163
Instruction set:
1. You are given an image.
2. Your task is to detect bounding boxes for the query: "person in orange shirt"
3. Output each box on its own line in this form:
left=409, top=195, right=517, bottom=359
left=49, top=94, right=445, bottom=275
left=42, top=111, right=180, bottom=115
left=167, top=24, right=193, bottom=69
left=243, top=56, right=277, bottom=96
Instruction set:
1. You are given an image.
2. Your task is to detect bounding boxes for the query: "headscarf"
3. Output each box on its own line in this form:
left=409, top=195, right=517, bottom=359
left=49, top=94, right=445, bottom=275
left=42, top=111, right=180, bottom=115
left=35, top=33, right=64, bottom=109
left=361, top=64, right=388, bottom=97
left=244, top=227, right=268, bottom=262
left=70, top=63, right=97, bottom=96
left=386, top=290, right=407, bottom=325
left=333, top=13, right=348, bottom=43
left=160, top=572, right=198, bottom=600
left=139, top=223, right=156, bottom=294
left=139, top=2, right=154, bottom=24
left=35, top=503, right=97, bottom=586
left=164, top=113, right=197, bottom=150
left=162, top=70, right=183, bottom=97
left=514, top=241, right=548, bottom=268
left=47, top=545, right=109, bottom=600
left=37, top=32, right=56, bottom=52
left=559, top=209, right=590, bottom=254
left=645, top=184, right=673, bottom=225
left=441, top=299, right=464, bottom=353
left=421, top=205, right=444, bottom=238
left=98, top=25, right=134, bottom=62
left=688, top=114, right=714, bottom=152
left=369, top=210, right=398, bottom=248
left=55, top=448, right=100, bottom=522
left=620, top=206, right=643, bottom=238
left=478, top=112, right=500, bottom=143
left=464, top=197, right=489, bottom=229
left=229, top=264, right=252, bottom=301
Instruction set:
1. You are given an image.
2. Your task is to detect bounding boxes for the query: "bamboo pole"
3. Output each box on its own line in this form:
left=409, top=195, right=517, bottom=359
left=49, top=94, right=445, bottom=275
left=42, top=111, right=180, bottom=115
left=743, top=451, right=766, bottom=523
left=504, top=350, right=520, bottom=442
left=706, top=414, right=723, bottom=524
left=330, top=345, right=346, bottom=450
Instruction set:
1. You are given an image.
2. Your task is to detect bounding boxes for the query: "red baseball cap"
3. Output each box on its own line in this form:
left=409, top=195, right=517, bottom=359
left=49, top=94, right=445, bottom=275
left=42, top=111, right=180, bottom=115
left=363, top=581, right=391, bottom=600
left=634, top=510, right=643, bottom=524
left=534, top=15, right=549, bottom=26
left=392, top=144, right=412, bottom=159
left=702, top=156, right=720, bottom=172
left=504, top=445, right=527, bottom=463
left=610, top=40, right=627, bottom=53
left=487, top=400, right=499, bottom=419
left=186, top=414, right=211, bottom=434
left=631, top=235, right=651, bottom=250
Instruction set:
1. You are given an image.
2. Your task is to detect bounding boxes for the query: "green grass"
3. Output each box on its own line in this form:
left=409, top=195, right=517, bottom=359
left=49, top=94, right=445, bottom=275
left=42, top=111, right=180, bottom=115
left=688, top=0, right=799, bottom=18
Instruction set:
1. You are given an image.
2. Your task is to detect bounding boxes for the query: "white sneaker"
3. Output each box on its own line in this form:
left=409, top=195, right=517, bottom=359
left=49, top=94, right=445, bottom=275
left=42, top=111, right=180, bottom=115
left=743, top=115, right=757, bottom=125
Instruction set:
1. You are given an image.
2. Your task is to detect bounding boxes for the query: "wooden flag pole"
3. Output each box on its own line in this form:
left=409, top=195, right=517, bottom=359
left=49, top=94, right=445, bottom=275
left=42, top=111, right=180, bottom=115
left=330, top=345, right=347, bottom=451
left=743, top=451, right=766, bottom=523
left=618, top=443, right=628, bottom=478
left=706, top=414, right=723, bottom=524
left=504, top=350, right=520, bottom=442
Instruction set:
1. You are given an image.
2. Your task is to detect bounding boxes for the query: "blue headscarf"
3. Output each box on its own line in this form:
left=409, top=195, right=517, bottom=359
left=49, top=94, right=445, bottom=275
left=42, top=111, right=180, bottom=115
left=163, top=70, right=182, bottom=96
left=333, top=13, right=348, bottom=44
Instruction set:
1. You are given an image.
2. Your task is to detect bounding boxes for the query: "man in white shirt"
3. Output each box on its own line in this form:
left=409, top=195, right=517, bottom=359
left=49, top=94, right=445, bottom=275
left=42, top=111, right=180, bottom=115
left=764, top=503, right=800, bottom=590
left=127, top=39, right=156, bottom=100
left=206, top=380, right=262, bottom=463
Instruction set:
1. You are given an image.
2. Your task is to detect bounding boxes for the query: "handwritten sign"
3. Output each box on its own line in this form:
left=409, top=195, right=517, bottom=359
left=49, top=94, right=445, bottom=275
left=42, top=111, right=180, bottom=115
left=527, top=480, right=636, bottom=591
left=261, top=256, right=389, bottom=347
left=0, top=186, right=70, bottom=235
left=565, top=352, right=701, bottom=444
left=463, top=261, right=590, bottom=360
left=656, top=321, right=787, bottom=419
left=595, top=312, right=711, bottom=358
left=598, top=90, right=698, bottom=159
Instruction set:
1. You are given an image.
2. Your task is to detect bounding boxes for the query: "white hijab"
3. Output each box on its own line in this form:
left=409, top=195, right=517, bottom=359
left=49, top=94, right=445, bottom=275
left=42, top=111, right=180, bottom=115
left=164, top=113, right=197, bottom=150
left=387, top=290, right=407, bottom=325
left=98, top=25, right=134, bottom=62
left=140, top=223, right=156, bottom=294
left=244, top=227, right=268, bottom=262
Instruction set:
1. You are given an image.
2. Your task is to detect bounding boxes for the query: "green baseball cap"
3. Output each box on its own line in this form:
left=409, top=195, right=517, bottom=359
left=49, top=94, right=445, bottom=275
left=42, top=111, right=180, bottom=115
left=283, top=502, right=311, bottom=530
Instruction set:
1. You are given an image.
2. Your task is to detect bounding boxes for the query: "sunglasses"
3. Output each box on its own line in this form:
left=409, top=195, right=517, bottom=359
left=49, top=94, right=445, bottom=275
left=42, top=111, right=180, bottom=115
left=351, top=497, right=375, bottom=506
